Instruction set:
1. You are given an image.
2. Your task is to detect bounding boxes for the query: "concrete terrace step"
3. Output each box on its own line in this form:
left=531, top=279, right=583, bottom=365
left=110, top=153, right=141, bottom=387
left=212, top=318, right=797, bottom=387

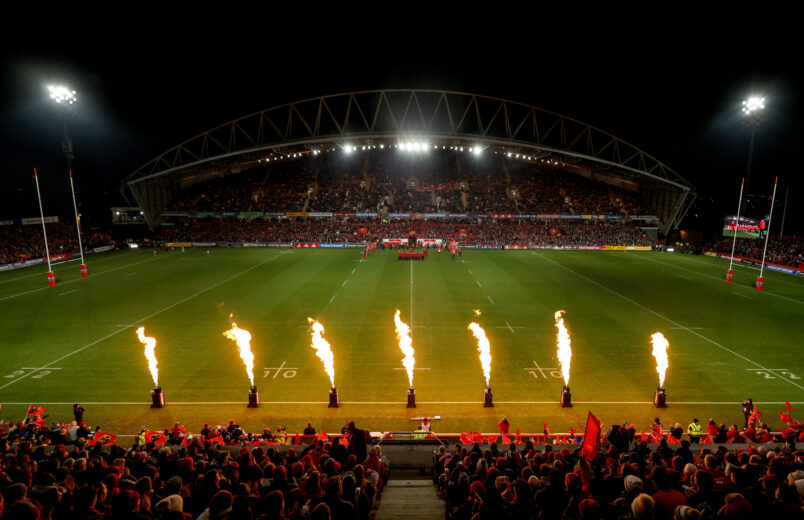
left=375, top=476, right=445, bottom=520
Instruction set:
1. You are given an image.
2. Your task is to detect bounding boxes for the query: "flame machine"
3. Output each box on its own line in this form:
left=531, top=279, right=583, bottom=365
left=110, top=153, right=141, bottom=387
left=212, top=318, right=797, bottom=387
left=407, top=386, right=416, bottom=408
left=248, top=385, right=259, bottom=408
left=329, top=386, right=339, bottom=408
left=560, top=386, right=572, bottom=407
left=151, top=386, right=165, bottom=408
left=484, top=385, right=494, bottom=407
left=654, top=387, right=667, bottom=408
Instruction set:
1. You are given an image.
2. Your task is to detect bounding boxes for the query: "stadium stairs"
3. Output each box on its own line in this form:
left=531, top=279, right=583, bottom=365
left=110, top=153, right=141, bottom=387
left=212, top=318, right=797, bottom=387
left=375, top=469, right=445, bottom=520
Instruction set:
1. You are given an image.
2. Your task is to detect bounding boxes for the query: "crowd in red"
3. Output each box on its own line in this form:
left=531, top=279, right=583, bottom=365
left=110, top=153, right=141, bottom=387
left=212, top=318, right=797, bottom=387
left=157, top=219, right=654, bottom=248
left=0, top=223, right=114, bottom=266
left=710, top=237, right=804, bottom=269
left=168, top=153, right=649, bottom=216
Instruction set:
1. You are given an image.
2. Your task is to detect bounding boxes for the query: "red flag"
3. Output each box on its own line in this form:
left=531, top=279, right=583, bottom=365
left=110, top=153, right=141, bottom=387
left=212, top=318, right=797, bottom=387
left=206, top=434, right=224, bottom=445
left=338, top=436, right=349, bottom=448
left=502, top=434, right=511, bottom=444
left=667, top=435, right=681, bottom=444
left=515, top=427, right=522, bottom=444
left=180, top=436, right=189, bottom=446
left=26, top=405, right=46, bottom=417
left=90, top=431, right=117, bottom=446
left=316, top=431, right=328, bottom=442
left=543, top=422, right=550, bottom=435
left=459, top=432, right=472, bottom=445
left=581, top=412, right=601, bottom=460
left=701, top=434, right=713, bottom=444
left=780, top=412, right=793, bottom=426
left=144, top=431, right=167, bottom=446
left=471, top=431, right=482, bottom=443
left=785, top=401, right=794, bottom=412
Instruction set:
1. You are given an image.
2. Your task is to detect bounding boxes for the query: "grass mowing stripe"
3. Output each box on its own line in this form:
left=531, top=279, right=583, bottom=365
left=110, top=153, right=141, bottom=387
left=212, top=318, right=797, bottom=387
left=637, top=254, right=804, bottom=305
left=0, top=250, right=138, bottom=285
left=0, top=254, right=171, bottom=302
left=0, top=253, right=286, bottom=391
left=538, top=254, right=804, bottom=391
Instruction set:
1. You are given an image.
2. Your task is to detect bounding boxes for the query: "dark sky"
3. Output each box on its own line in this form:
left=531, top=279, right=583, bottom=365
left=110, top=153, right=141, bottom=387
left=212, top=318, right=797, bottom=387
left=1, top=19, right=801, bottom=235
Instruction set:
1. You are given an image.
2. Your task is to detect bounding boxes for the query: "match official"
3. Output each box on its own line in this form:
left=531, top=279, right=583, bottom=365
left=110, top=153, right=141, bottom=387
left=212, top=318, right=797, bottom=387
left=687, top=418, right=702, bottom=444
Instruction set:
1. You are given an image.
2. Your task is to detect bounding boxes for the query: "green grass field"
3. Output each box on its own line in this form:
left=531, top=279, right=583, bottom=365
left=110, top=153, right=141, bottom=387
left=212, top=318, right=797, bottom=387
left=1, top=247, right=802, bottom=438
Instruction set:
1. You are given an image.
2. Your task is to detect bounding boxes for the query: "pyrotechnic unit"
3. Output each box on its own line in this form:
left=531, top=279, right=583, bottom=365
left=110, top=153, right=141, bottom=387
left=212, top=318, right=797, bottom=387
left=651, top=332, right=670, bottom=407
left=136, top=327, right=164, bottom=407
left=554, top=311, right=573, bottom=407
left=394, top=310, right=417, bottom=407
left=223, top=320, right=258, bottom=407
left=468, top=318, right=493, bottom=407
left=308, top=318, right=338, bottom=407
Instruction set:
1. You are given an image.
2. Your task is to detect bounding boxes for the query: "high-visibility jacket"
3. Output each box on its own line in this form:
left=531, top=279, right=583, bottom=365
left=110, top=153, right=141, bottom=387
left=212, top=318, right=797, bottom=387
left=687, top=422, right=702, bottom=437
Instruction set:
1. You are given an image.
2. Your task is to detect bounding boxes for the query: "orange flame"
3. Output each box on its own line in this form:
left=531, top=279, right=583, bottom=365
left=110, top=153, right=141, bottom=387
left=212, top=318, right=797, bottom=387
left=135, top=326, right=159, bottom=387
left=651, top=332, right=669, bottom=387
left=554, top=311, right=572, bottom=386
left=394, top=309, right=415, bottom=386
left=308, top=318, right=335, bottom=386
left=468, top=322, right=491, bottom=386
left=473, top=309, right=482, bottom=316
left=223, top=323, right=255, bottom=386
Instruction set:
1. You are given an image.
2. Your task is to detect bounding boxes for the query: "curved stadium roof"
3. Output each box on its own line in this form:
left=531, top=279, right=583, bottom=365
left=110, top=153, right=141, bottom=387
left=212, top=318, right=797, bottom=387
left=121, top=90, right=696, bottom=233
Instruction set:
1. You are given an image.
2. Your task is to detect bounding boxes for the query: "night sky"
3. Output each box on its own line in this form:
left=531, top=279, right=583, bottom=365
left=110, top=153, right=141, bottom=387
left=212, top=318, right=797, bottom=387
left=1, top=20, right=801, bottom=236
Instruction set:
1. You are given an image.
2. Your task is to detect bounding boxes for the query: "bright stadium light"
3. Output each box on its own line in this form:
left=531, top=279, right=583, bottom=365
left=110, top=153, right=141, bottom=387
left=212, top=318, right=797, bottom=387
left=48, top=85, right=77, bottom=104
left=742, top=96, right=765, bottom=115
left=472, top=146, right=483, bottom=156
left=343, top=145, right=353, bottom=154
left=399, top=142, right=407, bottom=151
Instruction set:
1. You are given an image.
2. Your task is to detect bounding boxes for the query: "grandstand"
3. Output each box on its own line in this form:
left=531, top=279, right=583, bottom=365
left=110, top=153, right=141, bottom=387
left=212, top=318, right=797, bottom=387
left=4, top=90, right=804, bottom=520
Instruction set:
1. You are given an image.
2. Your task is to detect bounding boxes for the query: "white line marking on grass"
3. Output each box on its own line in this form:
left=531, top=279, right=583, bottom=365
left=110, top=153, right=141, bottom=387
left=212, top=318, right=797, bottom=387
left=392, top=367, right=431, bottom=370
left=0, top=254, right=285, bottom=391
left=537, top=254, right=804, bottom=391
left=476, top=280, right=482, bottom=287
left=505, top=321, right=516, bottom=333
left=329, top=294, right=336, bottom=304
left=2, top=400, right=802, bottom=406
left=641, top=254, right=804, bottom=305
left=0, top=251, right=137, bottom=285
left=341, top=280, right=347, bottom=287
left=59, top=289, right=78, bottom=296
left=351, top=268, right=356, bottom=274
left=125, top=271, right=139, bottom=277
left=468, top=270, right=473, bottom=274
left=734, top=292, right=752, bottom=299
left=0, top=254, right=171, bottom=302
left=487, top=295, right=494, bottom=304
left=676, top=274, right=691, bottom=279
left=669, top=326, right=703, bottom=330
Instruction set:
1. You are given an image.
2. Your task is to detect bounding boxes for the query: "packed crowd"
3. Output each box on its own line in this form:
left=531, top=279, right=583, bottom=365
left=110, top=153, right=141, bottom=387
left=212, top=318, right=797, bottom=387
left=434, top=438, right=803, bottom=519
left=0, top=224, right=114, bottom=266
left=168, top=152, right=650, bottom=216
left=710, top=237, right=804, bottom=269
left=156, top=219, right=653, bottom=248
left=1, top=416, right=387, bottom=520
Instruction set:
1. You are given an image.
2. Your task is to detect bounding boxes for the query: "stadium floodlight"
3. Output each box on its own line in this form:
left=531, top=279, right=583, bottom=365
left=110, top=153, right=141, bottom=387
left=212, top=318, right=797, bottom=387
left=343, top=145, right=353, bottom=154
left=741, top=96, right=765, bottom=115
left=472, top=146, right=482, bottom=156
left=507, top=152, right=512, bottom=157
left=48, top=85, right=77, bottom=104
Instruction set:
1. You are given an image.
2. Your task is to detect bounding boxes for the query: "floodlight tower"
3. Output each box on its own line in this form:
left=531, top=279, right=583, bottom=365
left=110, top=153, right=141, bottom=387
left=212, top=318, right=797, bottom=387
left=741, top=95, right=765, bottom=195
left=48, top=85, right=87, bottom=277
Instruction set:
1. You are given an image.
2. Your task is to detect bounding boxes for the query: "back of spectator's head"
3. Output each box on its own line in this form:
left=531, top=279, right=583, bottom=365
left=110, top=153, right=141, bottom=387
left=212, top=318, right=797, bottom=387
left=631, top=493, right=655, bottom=520
left=624, top=475, right=643, bottom=494
left=8, top=501, right=41, bottom=520
left=155, top=494, right=183, bottom=514
left=674, top=505, right=701, bottom=520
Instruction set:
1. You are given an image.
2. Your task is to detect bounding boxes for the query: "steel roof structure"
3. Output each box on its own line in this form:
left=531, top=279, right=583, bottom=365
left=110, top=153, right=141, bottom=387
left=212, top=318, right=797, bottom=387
left=121, top=90, right=696, bottom=232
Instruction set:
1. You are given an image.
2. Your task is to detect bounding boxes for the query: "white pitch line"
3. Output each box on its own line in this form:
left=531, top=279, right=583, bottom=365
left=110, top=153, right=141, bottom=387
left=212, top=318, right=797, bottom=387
left=0, top=251, right=137, bottom=285
left=125, top=271, right=139, bottom=277
left=59, top=289, right=79, bottom=296
left=341, top=280, right=347, bottom=287
left=505, top=321, right=515, bottom=333
left=351, top=268, right=356, bottom=274
left=2, top=400, right=801, bottom=406
left=468, top=270, right=473, bottom=274
left=0, top=254, right=285, bottom=391
left=669, top=326, right=703, bottom=330
left=476, top=280, right=482, bottom=287
left=487, top=295, right=494, bottom=304
left=734, top=292, right=752, bottom=299
left=0, top=254, right=171, bottom=302
left=329, top=294, right=336, bottom=304
left=538, top=254, right=804, bottom=391
left=640, top=254, right=804, bottom=305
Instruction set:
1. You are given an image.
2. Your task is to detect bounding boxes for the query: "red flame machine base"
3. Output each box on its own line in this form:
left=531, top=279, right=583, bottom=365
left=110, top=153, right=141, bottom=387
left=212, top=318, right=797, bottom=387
left=407, top=386, right=416, bottom=408
left=329, top=386, right=339, bottom=408
left=484, top=386, right=494, bottom=407
left=560, top=386, right=572, bottom=407
left=755, top=276, right=764, bottom=291
left=47, top=271, right=56, bottom=287
left=151, top=386, right=165, bottom=408
left=725, top=269, right=733, bottom=282
left=654, top=387, right=667, bottom=408
left=80, top=264, right=88, bottom=278
left=248, top=386, right=259, bottom=408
